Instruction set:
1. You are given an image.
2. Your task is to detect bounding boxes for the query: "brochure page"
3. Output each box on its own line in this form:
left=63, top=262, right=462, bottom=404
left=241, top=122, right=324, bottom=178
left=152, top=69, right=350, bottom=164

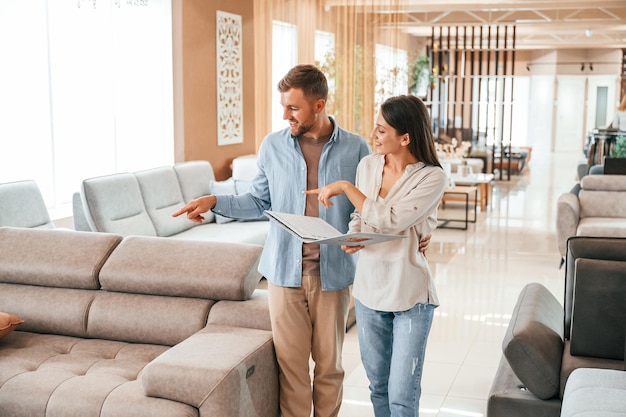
left=264, top=211, right=405, bottom=246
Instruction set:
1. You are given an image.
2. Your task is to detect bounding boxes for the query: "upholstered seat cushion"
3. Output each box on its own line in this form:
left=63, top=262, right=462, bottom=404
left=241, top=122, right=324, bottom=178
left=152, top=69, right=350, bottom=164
left=502, top=283, right=564, bottom=400
left=561, top=368, right=626, bottom=417
left=0, top=331, right=197, bottom=417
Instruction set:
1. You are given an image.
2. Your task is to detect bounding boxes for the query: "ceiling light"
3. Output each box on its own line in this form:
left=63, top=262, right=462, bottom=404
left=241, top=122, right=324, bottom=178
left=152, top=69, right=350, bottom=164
left=585, top=29, right=593, bottom=38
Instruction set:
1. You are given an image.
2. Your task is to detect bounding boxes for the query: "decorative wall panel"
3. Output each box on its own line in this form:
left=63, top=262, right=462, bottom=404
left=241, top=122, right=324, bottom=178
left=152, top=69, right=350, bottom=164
left=216, top=11, right=243, bottom=146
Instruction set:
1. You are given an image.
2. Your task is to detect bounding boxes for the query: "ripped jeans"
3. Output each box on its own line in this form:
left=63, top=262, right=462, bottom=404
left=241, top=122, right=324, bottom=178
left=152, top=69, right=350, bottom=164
left=355, top=299, right=435, bottom=417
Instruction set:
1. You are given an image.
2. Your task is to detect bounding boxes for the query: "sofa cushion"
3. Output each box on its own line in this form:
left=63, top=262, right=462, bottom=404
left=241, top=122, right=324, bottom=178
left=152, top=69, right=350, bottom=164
left=81, top=173, right=158, bottom=236
left=231, top=154, right=259, bottom=182
left=579, top=175, right=626, bottom=218
left=577, top=217, right=626, bottom=238
left=135, top=166, right=195, bottom=237
left=0, top=283, right=97, bottom=337
left=99, top=236, right=263, bottom=301
left=0, top=332, right=197, bottom=417
left=0, top=180, right=55, bottom=229
left=570, top=258, right=626, bottom=360
left=561, top=368, right=626, bottom=417
left=207, top=290, right=271, bottom=331
left=173, top=160, right=216, bottom=224
left=0, top=312, right=23, bottom=339
left=502, top=283, right=564, bottom=400
left=87, top=291, right=214, bottom=346
left=564, top=237, right=626, bottom=339
left=0, top=227, right=122, bottom=289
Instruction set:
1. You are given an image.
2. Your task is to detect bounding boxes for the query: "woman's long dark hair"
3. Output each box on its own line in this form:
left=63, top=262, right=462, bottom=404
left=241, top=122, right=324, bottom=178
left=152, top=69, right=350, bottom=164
left=379, top=95, right=441, bottom=168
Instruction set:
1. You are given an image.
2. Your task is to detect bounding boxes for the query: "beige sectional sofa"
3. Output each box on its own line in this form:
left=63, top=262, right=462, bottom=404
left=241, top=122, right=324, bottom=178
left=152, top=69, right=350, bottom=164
left=73, top=159, right=269, bottom=245
left=0, top=227, right=278, bottom=417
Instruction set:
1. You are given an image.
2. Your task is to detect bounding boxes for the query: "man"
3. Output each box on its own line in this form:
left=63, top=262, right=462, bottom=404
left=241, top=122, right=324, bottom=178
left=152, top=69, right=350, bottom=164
left=173, top=64, right=429, bottom=417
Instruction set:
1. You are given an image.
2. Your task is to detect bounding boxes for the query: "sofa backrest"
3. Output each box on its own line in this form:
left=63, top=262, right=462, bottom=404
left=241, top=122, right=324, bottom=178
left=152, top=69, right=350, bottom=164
left=135, top=166, right=195, bottom=236
left=0, top=180, right=55, bottom=229
left=81, top=172, right=158, bottom=236
left=80, top=161, right=222, bottom=236
left=0, top=227, right=264, bottom=346
left=173, top=160, right=216, bottom=224
left=564, top=236, right=626, bottom=345
left=579, top=174, right=626, bottom=218
left=0, top=227, right=123, bottom=338
left=569, top=258, right=626, bottom=360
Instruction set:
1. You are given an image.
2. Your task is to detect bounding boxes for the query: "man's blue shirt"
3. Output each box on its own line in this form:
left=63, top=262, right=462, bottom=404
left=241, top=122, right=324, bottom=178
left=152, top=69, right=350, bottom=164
left=213, top=117, right=371, bottom=290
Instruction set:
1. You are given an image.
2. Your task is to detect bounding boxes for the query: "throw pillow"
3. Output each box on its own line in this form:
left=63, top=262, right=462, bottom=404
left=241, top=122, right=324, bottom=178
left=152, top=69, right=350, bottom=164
left=0, top=312, right=24, bottom=339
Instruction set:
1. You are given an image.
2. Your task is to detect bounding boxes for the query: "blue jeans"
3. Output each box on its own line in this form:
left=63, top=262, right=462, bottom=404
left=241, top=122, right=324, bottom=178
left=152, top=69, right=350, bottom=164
left=355, top=299, right=435, bottom=417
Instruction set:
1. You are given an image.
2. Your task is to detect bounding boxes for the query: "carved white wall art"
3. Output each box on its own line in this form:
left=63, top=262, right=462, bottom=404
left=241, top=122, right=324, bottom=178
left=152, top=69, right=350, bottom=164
left=216, top=11, right=243, bottom=146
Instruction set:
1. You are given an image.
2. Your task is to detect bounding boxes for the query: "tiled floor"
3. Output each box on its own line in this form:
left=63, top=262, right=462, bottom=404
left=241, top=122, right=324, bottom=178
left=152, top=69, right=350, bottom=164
left=339, top=149, right=582, bottom=417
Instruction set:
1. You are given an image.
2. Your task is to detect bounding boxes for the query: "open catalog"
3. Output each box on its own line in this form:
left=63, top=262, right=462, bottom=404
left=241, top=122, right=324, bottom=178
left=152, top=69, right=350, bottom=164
left=264, top=211, right=406, bottom=246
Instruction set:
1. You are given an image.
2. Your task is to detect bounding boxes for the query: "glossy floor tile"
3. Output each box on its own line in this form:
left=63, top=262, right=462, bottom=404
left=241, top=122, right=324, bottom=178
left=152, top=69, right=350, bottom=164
left=339, top=150, right=582, bottom=417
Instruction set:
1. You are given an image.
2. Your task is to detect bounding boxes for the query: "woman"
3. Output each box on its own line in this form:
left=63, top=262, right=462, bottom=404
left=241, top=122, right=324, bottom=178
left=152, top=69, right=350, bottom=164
left=305, top=95, right=447, bottom=417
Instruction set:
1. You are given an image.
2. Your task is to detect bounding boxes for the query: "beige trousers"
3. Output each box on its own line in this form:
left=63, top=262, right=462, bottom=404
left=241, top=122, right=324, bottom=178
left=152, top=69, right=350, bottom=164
left=268, top=276, right=350, bottom=417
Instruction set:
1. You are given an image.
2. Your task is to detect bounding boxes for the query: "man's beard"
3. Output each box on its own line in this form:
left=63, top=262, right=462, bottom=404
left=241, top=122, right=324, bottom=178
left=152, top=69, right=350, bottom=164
left=290, top=114, right=317, bottom=136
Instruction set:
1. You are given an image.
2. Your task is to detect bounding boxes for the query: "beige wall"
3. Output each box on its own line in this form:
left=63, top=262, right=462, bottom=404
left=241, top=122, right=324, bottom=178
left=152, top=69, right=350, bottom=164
left=172, top=0, right=257, bottom=180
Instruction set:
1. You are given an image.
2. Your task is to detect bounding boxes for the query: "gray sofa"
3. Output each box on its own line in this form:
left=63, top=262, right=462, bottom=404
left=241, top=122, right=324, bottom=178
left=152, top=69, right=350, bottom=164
left=74, top=160, right=269, bottom=245
left=0, top=226, right=278, bottom=417
left=487, top=236, right=626, bottom=417
left=556, top=174, right=626, bottom=259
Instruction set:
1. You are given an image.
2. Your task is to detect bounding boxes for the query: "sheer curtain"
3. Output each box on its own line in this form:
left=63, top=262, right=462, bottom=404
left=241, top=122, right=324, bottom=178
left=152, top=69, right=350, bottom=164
left=0, top=0, right=173, bottom=218
left=253, top=0, right=412, bottom=147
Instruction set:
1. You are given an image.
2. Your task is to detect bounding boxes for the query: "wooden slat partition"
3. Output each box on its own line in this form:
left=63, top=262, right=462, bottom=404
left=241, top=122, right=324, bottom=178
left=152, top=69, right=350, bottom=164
left=428, top=24, right=516, bottom=179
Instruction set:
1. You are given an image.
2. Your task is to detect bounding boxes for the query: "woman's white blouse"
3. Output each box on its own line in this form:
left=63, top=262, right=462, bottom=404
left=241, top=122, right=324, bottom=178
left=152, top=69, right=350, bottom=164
left=349, top=154, right=447, bottom=312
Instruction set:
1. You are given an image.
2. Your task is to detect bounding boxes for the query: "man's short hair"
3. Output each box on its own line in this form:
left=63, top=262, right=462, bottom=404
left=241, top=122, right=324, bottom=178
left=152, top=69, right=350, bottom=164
left=277, top=64, right=328, bottom=102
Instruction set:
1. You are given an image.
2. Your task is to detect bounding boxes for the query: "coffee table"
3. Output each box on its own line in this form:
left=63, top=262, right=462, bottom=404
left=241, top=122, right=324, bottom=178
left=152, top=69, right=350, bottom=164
left=450, top=173, right=494, bottom=210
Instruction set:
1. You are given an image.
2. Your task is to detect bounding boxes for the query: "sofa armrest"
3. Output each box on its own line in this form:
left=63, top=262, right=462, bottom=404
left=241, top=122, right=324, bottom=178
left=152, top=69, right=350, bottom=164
left=556, top=192, right=580, bottom=257
left=142, top=324, right=278, bottom=416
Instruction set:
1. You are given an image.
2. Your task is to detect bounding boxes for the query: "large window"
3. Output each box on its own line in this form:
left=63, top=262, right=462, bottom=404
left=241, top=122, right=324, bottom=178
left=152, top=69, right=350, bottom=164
left=0, top=0, right=173, bottom=218
left=271, top=21, right=297, bottom=133
left=315, top=30, right=335, bottom=116
left=375, top=44, right=408, bottom=110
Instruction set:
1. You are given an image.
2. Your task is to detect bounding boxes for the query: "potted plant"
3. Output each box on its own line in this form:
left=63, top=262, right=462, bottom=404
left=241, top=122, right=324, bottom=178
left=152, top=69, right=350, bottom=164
left=409, top=54, right=434, bottom=98
left=611, top=135, right=626, bottom=158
